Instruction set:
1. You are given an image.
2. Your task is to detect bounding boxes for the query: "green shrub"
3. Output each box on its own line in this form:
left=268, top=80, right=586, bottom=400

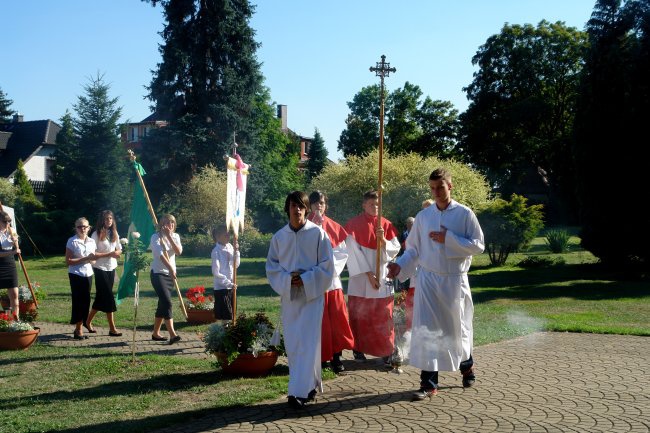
left=545, top=229, right=571, bottom=253
left=517, top=255, right=565, bottom=268
left=239, top=229, right=272, bottom=257
left=181, top=233, right=214, bottom=257
left=310, top=149, right=492, bottom=233
left=477, top=194, right=544, bottom=266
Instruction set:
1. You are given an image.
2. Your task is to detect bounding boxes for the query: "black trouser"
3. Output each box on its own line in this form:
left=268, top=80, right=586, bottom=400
left=420, top=355, right=473, bottom=388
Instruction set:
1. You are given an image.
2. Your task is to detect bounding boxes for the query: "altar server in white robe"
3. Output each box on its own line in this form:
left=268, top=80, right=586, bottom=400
left=388, top=168, right=484, bottom=401
left=266, top=191, right=334, bottom=409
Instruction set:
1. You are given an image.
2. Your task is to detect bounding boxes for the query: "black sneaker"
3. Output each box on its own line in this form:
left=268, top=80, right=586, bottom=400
left=288, top=395, right=304, bottom=409
left=462, top=367, right=476, bottom=388
left=411, top=387, right=438, bottom=401
left=307, top=389, right=317, bottom=402
left=332, top=361, right=345, bottom=374
left=321, top=361, right=330, bottom=369
left=353, top=351, right=367, bottom=362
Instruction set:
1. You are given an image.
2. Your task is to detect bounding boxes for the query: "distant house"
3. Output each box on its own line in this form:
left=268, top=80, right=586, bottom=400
left=0, top=114, right=60, bottom=199
left=121, top=106, right=322, bottom=168
left=120, top=113, right=168, bottom=150
left=277, top=104, right=314, bottom=170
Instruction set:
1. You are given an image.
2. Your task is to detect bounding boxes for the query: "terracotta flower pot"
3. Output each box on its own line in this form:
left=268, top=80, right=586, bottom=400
left=19, top=300, right=36, bottom=315
left=216, top=351, right=278, bottom=377
left=0, top=328, right=40, bottom=350
left=186, top=309, right=216, bottom=324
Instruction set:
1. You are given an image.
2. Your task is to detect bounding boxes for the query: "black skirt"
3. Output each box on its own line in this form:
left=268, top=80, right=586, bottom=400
left=92, top=268, right=117, bottom=313
left=0, top=253, right=18, bottom=288
left=213, top=288, right=234, bottom=320
left=69, top=273, right=92, bottom=324
left=151, top=271, right=174, bottom=319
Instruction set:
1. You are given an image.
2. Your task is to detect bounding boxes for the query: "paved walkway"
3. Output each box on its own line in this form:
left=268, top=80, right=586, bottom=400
left=36, top=322, right=649, bottom=432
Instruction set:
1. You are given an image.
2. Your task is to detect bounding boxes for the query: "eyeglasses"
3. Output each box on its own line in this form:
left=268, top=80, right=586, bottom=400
left=76, top=225, right=89, bottom=229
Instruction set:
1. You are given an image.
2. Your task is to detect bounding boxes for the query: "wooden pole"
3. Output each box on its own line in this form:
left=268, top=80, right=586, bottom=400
left=369, top=55, right=396, bottom=280
left=128, top=151, right=188, bottom=319
left=0, top=201, right=38, bottom=308
left=231, top=232, right=238, bottom=323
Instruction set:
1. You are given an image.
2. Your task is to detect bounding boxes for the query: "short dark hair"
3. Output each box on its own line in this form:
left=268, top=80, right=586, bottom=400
left=211, top=224, right=228, bottom=241
left=284, top=191, right=309, bottom=217
left=308, top=190, right=327, bottom=205
left=363, top=190, right=379, bottom=202
left=429, top=168, right=452, bottom=183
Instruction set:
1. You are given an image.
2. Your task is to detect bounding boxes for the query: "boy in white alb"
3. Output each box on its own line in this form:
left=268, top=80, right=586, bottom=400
left=211, top=225, right=240, bottom=321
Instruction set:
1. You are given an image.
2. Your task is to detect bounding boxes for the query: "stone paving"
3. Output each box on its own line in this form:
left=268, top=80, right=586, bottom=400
left=36, top=322, right=650, bottom=432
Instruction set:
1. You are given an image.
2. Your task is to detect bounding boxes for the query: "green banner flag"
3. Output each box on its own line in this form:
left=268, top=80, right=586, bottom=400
left=116, top=163, right=155, bottom=304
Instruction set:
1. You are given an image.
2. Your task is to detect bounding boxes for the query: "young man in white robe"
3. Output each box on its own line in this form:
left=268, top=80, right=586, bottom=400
left=388, top=168, right=485, bottom=400
left=266, top=191, right=334, bottom=409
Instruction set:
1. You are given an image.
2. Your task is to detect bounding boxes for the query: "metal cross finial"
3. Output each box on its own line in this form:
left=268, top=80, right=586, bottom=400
left=369, top=54, right=396, bottom=280
left=369, top=54, right=396, bottom=78
left=231, top=132, right=238, bottom=156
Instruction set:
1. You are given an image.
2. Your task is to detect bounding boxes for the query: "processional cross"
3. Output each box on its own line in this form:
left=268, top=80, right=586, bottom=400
left=369, top=55, right=396, bottom=279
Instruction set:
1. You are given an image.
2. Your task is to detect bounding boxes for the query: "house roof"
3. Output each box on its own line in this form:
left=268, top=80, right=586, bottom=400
left=0, top=120, right=61, bottom=178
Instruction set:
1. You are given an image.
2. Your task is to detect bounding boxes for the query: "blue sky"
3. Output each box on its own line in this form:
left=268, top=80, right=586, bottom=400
left=2, top=0, right=596, bottom=160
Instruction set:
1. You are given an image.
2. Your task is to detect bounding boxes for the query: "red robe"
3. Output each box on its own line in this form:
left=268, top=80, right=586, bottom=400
left=309, top=214, right=355, bottom=362
left=344, top=213, right=400, bottom=357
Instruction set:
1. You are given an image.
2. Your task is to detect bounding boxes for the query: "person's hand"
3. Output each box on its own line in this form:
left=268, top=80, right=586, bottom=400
left=366, top=272, right=380, bottom=289
left=429, top=226, right=447, bottom=243
left=86, top=253, right=96, bottom=261
left=290, top=272, right=304, bottom=287
left=111, top=250, right=121, bottom=258
left=231, top=283, right=237, bottom=290
left=376, top=227, right=386, bottom=246
left=13, top=247, right=21, bottom=255
left=170, top=270, right=177, bottom=280
left=387, top=262, right=401, bottom=279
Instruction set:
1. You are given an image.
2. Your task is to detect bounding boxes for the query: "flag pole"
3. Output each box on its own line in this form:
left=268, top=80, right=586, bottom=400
left=0, top=201, right=38, bottom=309
left=229, top=133, right=239, bottom=325
left=127, top=151, right=188, bottom=319
left=369, top=55, right=396, bottom=280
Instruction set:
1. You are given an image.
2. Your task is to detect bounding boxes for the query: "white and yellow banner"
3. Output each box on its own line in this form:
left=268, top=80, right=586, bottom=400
left=226, top=154, right=249, bottom=236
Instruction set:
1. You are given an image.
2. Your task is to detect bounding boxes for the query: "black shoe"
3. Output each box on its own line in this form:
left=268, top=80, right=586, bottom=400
left=73, top=331, right=88, bottom=340
left=332, top=362, right=345, bottom=374
left=353, top=351, right=367, bottom=362
left=287, top=395, right=304, bottom=409
left=411, top=387, right=437, bottom=401
left=83, top=323, right=97, bottom=333
left=169, top=335, right=181, bottom=345
left=321, top=361, right=330, bottom=369
left=151, top=335, right=168, bottom=341
left=307, top=389, right=317, bottom=402
left=109, top=331, right=123, bottom=337
left=462, top=367, right=476, bottom=388
left=382, top=355, right=392, bottom=368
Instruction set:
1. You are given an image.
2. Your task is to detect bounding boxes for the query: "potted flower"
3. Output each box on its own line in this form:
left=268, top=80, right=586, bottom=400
left=0, top=311, right=39, bottom=350
left=184, top=285, right=216, bottom=324
left=18, top=282, right=45, bottom=320
left=203, top=311, right=284, bottom=376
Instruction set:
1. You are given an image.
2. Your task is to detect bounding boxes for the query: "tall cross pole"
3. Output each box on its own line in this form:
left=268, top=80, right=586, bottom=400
left=231, top=131, right=239, bottom=324
left=369, top=54, right=396, bottom=280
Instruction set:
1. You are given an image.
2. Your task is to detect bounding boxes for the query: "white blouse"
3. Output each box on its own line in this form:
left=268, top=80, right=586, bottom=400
left=66, top=235, right=97, bottom=277
left=150, top=232, right=182, bottom=275
left=91, top=231, right=121, bottom=271
left=0, top=230, right=16, bottom=251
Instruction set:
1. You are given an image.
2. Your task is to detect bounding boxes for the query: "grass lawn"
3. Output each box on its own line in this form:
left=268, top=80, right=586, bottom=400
left=1, top=234, right=648, bottom=432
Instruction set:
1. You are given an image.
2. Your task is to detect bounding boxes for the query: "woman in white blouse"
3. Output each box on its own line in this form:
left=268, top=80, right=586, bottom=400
left=87, top=210, right=122, bottom=337
left=0, top=211, right=20, bottom=318
left=65, top=217, right=97, bottom=340
left=150, top=214, right=182, bottom=344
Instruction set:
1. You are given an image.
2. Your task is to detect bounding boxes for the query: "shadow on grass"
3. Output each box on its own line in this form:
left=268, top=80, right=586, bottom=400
left=0, top=362, right=290, bottom=412
left=470, top=262, right=650, bottom=303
